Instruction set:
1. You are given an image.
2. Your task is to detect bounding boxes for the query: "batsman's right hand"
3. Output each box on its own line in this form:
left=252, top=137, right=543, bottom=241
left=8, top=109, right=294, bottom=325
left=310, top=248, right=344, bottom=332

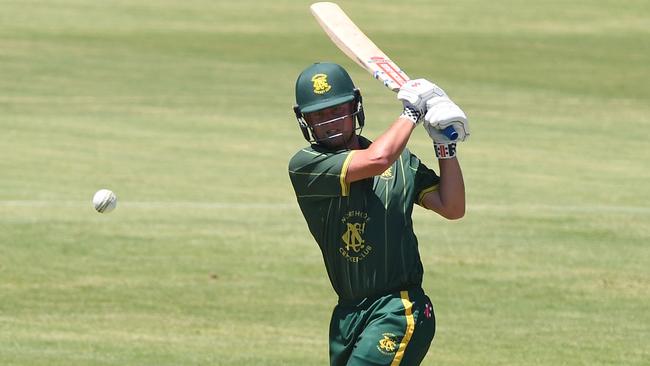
left=397, top=79, right=445, bottom=115
left=424, top=96, right=469, bottom=142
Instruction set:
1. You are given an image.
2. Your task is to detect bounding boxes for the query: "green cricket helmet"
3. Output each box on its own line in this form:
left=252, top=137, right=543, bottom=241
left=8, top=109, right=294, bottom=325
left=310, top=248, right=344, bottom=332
left=293, top=62, right=365, bottom=143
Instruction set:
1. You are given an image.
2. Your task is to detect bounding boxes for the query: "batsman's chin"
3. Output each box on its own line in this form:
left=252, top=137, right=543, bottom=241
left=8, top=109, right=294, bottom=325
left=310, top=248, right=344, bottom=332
left=321, top=134, right=355, bottom=151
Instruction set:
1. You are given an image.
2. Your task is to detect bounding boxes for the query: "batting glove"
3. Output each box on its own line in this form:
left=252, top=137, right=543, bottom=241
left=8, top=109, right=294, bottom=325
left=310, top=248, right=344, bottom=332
left=400, top=105, right=422, bottom=124
left=423, top=122, right=458, bottom=159
left=424, top=96, right=469, bottom=142
left=397, top=79, right=445, bottom=116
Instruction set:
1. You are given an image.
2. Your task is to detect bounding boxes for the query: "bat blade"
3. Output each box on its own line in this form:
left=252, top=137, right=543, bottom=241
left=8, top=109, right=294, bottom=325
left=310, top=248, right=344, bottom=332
left=310, top=2, right=409, bottom=91
left=310, top=2, right=458, bottom=141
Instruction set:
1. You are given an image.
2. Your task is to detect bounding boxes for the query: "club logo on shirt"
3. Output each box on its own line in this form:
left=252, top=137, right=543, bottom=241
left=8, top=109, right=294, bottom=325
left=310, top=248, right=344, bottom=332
left=311, top=73, right=332, bottom=94
left=340, top=210, right=373, bottom=263
left=380, top=166, right=393, bottom=180
left=377, top=333, right=398, bottom=355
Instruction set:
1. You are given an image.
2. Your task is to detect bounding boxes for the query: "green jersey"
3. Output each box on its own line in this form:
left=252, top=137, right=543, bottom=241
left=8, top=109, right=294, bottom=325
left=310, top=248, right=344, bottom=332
left=288, top=137, right=440, bottom=301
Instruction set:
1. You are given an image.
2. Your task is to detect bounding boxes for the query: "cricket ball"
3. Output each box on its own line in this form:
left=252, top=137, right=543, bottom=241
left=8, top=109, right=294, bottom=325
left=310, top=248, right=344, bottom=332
left=93, top=189, right=117, bottom=213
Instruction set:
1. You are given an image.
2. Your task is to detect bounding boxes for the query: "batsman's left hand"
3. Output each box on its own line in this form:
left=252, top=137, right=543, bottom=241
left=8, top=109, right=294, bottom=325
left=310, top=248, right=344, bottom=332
left=424, top=96, right=470, bottom=142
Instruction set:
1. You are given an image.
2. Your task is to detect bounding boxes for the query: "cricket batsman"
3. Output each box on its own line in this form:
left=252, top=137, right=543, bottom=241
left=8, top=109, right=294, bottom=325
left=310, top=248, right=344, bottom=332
left=288, top=62, right=468, bottom=365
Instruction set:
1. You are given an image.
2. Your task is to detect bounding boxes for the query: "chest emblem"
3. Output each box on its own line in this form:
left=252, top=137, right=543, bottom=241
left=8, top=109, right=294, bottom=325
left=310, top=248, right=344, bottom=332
left=342, top=222, right=365, bottom=252
left=340, top=211, right=373, bottom=263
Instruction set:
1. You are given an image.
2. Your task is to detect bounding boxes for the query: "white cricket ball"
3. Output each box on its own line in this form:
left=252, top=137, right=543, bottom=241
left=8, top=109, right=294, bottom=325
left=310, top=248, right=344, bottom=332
left=93, top=189, right=117, bottom=213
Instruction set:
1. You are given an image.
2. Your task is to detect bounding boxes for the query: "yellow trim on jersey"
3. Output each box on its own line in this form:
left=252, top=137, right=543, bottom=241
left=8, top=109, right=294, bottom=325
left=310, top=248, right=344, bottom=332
left=417, top=184, right=439, bottom=207
left=391, top=291, right=415, bottom=366
left=340, top=151, right=356, bottom=197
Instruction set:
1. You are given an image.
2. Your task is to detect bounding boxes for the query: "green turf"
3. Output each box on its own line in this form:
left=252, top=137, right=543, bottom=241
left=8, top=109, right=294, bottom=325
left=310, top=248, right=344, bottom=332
left=1, top=0, right=648, bottom=365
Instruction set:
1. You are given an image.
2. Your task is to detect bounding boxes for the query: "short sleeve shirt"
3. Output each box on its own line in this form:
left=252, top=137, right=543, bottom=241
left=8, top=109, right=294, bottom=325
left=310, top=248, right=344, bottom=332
left=288, top=137, right=439, bottom=301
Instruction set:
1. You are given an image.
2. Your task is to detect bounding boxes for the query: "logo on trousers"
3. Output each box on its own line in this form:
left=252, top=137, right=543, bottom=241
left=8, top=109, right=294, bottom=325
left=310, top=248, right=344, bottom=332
left=377, top=333, right=398, bottom=355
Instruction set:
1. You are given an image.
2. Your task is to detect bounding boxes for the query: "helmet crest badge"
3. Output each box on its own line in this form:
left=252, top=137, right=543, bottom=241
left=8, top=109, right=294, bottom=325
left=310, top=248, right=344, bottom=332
left=311, top=73, right=332, bottom=94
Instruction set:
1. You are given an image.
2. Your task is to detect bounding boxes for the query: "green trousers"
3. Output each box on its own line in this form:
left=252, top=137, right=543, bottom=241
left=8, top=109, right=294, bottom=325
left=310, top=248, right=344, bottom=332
left=329, top=287, right=436, bottom=366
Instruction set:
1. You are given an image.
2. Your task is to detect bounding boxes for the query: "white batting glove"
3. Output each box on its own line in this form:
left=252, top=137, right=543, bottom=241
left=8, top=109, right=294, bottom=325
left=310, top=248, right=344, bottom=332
left=397, top=79, right=445, bottom=116
left=424, top=96, right=469, bottom=142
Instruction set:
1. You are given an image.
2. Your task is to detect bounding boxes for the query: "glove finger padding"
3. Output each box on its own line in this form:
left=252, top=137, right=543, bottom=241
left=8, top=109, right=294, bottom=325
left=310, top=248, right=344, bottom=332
left=423, top=122, right=453, bottom=143
left=425, top=97, right=470, bottom=141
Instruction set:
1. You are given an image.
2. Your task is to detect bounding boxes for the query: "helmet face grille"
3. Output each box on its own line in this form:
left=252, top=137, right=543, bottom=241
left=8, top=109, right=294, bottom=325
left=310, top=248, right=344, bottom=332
left=294, top=101, right=364, bottom=146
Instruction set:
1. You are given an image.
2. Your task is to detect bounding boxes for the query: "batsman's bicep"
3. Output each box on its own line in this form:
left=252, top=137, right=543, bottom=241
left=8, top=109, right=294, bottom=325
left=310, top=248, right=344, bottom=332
left=420, top=190, right=445, bottom=216
left=345, top=149, right=391, bottom=183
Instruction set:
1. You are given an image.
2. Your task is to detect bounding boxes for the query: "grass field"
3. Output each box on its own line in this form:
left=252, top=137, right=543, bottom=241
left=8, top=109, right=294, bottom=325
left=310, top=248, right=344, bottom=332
left=1, top=0, right=649, bottom=365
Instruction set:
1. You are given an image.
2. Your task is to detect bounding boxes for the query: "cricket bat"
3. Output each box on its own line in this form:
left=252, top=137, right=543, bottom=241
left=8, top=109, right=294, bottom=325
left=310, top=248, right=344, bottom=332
left=309, top=2, right=458, bottom=140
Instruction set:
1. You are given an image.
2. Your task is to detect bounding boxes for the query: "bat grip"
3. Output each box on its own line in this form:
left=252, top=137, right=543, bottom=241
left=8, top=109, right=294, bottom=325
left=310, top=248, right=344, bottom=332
left=443, top=125, right=458, bottom=141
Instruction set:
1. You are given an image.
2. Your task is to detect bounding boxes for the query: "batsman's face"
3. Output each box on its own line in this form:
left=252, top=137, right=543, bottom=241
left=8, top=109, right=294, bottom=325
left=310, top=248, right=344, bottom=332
left=305, top=102, right=357, bottom=149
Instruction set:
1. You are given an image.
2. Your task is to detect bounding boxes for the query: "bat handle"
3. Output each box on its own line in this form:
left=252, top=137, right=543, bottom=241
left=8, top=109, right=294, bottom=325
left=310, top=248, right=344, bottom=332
left=443, top=125, right=459, bottom=141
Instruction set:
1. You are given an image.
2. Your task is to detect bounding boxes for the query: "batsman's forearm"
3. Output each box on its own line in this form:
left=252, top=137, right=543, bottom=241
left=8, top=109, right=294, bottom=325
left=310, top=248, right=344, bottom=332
left=345, top=117, right=415, bottom=183
left=437, top=158, right=466, bottom=219
left=366, top=117, right=416, bottom=165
